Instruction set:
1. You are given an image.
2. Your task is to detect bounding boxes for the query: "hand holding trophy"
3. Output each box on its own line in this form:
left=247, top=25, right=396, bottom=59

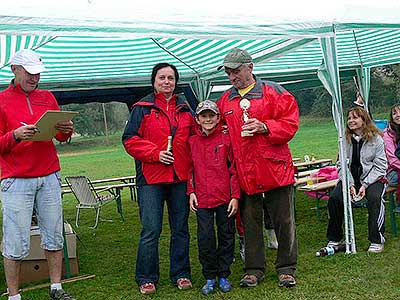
left=240, top=98, right=253, bottom=137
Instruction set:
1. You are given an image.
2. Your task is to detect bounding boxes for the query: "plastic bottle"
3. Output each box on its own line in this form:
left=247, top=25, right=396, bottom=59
left=316, top=246, right=335, bottom=257
left=316, top=243, right=346, bottom=257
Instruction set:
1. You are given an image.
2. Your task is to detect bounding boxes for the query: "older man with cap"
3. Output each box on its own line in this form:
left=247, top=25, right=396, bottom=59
left=0, top=49, right=75, bottom=300
left=216, top=48, right=299, bottom=288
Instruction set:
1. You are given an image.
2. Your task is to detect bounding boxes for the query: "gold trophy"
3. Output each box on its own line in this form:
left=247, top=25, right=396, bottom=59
left=240, top=98, right=253, bottom=137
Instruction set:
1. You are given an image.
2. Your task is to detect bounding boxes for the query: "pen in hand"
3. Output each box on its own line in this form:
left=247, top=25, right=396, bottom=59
left=20, top=122, right=40, bottom=133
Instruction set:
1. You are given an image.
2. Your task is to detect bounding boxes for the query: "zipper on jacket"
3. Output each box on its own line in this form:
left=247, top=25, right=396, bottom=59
left=271, top=158, right=287, bottom=170
left=26, top=94, right=33, bottom=115
left=214, top=146, right=218, bottom=160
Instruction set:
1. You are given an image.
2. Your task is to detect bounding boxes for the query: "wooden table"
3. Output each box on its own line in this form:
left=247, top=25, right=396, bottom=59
left=62, top=175, right=137, bottom=202
left=294, top=158, right=333, bottom=171
left=296, top=169, right=322, bottom=178
left=294, top=176, right=326, bottom=186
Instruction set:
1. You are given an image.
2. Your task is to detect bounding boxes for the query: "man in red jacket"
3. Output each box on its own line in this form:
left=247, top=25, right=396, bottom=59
left=217, top=48, right=299, bottom=288
left=0, top=49, right=74, bottom=300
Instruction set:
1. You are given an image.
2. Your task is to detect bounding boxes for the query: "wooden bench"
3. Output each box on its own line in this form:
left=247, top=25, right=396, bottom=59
left=297, top=179, right=338, bottom=220
left=298, top=181, right=400, bottom=229
left=385, top=185, right=400, bottom=236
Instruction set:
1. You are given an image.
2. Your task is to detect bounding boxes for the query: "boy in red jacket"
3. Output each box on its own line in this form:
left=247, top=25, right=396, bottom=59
left=187, top=100, right=240, bottom=295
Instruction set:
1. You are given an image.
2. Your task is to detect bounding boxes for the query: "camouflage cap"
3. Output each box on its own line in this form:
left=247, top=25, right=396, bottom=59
left=195, top=100, right=220, bottom=115
left=217, top=48, right=252, bottom=70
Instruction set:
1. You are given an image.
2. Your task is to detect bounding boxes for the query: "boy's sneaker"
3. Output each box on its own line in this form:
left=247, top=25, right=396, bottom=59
left=139, top=283, right=156, bottom=295
left=50, top=289, right=76, bottom=300
left=239, top=236, right=245, bottom=262
left=327, top=241, right=340, bottom=248
left=177, top=277, right=192, bottom=290
left=239, top=274, right=259, bottom=287
left=278, top=274, right=296, bottom=288
left=368, top=243, right=384, bottom=253
left=218, top=277, right=232, bottom=293
left=201, top=279, right=216, bottom=295
left=266, top=229, right=278, bottom=249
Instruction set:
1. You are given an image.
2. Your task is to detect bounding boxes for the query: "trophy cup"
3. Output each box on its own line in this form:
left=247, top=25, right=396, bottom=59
left=240, top=98, right=253, bottom=137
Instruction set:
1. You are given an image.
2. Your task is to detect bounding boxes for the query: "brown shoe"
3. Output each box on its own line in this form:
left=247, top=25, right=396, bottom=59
left=278, top=274, right=296, bottom=288
left=177, top=278, right=192, bottom=290
left=239, top=274, right=258, bottom=287
left=140, top=282, right=156, bottom=294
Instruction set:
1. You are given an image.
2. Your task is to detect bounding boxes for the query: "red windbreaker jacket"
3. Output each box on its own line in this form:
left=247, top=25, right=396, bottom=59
left=0, top=83, right=72, bottom=179
left=122, top=92, right=194, bottom=186
left=187, top=125, right=241, bottom=208
left=217, top=78, right=299, bottom=195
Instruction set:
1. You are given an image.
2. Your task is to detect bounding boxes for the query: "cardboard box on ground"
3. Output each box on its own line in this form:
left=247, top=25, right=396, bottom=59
left=20, top=222, right=79, bottom=284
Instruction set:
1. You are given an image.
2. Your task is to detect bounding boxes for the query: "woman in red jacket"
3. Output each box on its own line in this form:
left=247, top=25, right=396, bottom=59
left=122, top=63, right=194, bottom=295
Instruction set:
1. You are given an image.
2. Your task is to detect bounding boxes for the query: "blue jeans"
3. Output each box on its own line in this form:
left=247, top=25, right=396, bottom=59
left=1, top=172, right=63, bottom=260
left=135, top=182, right=191, bottom=285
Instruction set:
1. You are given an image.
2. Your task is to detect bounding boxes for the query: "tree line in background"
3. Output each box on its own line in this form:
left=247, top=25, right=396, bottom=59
left=62, top=65, right=400, bottom=137
left=61, top=102, right=130, bottom=137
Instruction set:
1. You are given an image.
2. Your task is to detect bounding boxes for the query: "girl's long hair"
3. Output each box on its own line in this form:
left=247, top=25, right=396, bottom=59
left=345, top=107, right=382, bottom=143
left=389, top=103, right=400, bottom=141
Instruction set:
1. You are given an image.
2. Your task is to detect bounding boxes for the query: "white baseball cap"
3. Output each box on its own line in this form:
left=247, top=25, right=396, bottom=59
left=10, top=49, right=46, bottom=74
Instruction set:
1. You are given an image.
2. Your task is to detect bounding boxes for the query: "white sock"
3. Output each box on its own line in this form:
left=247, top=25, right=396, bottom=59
left=50, top=283, right=62, bottom=291
left=8, top=294, right=21, bottom=300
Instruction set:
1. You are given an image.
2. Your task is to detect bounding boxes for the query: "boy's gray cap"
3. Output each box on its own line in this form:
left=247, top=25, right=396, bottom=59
left=195, top=100, right=220, bottom=115
left=217, top=48, right=252, bottom=70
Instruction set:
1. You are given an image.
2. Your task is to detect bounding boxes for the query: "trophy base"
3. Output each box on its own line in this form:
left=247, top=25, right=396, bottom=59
left=241, top=131, right=253, bottom=137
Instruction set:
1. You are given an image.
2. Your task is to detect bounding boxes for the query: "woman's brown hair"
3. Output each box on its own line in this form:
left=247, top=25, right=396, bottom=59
left=345, top=106, right=382, bottom=143
left=389, top=103, right=400, bottom=140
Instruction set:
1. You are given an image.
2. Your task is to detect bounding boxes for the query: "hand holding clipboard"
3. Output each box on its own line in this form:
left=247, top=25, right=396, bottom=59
left=28, top=110, right=79, bottom=141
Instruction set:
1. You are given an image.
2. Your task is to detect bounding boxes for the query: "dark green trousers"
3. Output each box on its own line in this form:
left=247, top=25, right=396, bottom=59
left=240, top=185, right=297, bottom=279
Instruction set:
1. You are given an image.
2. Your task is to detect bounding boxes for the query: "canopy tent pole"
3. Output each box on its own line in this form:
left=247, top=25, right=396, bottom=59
left=355, top=67, right=371, bottom=111
left=352, top=30, right=371, bottom=111
left=189, top=76, right=211, bottom=102
left=317, top=33, right=356, bottom=254
left=102, top=102, right=110, bottom=145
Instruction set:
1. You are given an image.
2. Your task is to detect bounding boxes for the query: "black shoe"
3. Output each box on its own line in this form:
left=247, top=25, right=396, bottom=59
left=50, top=289, right=76, bottom=300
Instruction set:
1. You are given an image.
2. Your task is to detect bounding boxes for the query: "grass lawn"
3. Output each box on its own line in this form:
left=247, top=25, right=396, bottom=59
left=1, top=117, right=399, bottom=299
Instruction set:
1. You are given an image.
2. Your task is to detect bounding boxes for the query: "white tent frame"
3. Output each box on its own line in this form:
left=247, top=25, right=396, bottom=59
left=3, top=12, right=400, bottom=252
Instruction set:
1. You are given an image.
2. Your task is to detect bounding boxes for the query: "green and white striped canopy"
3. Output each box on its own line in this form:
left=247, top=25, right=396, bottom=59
left=1, top=15, right=400, bottom=93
